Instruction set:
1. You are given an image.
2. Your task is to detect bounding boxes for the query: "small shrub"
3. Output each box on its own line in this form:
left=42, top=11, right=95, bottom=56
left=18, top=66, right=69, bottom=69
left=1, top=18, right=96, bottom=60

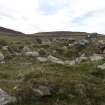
left=0, top=72, right=9, bottom=79
left=23, top=72, right=42, bottom=81
left=0, top=39, right=8, bottom=46
left=90, top=68, right=105, bottom=79
left=36, top=38, right=42, bottom=44
left=38, top=48, right=48, bottom=57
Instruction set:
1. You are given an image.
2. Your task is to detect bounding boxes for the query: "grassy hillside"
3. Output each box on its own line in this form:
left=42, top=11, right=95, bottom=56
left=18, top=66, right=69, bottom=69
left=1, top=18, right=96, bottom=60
left=0, top=28, right=105, bottom=105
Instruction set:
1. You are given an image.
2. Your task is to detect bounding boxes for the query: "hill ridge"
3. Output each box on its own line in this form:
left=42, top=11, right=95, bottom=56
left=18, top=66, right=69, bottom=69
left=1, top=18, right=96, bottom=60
left=0, top=26, right=23, bottom=34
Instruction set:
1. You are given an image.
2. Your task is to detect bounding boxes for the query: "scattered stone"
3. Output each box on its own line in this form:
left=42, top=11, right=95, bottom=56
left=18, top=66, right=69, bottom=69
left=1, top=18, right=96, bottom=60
left=68, top=42, right=78, bottom=47
left=77, top=56, right=88, bottom=63
left=68, top=43, right=74, bottom=47
left=36, top=54, right=103, bottom=66
left=65, top=55, right=88, bottom=66
left=0, top=52, right=4, bottom=63
left=78, top=39, right=89, bottom=46
left=37, top=57, right=48, bottom=62
left=25, top=51, right=39, bottom=57
left=36, top=54, right=89, bottom=66
left=15, top=52, right=22, bottom=56
left=87, top=33, right=98, bottom=39
left=0, top=61, right=5, bottom=64
left=0, top=88, right=16, bottom=105
left=48, top=55, right=64, bottom=64
left=2, top=46, right=8, bottom=51
left=48, top=55, right=58, bottom=61
left=23, top=46, right=31, bottom=52
left=97, top=63, right=105, bottom=70
left=89, top=54, right=104, bottom=61
left=98, top=40, right=105, bottom=45
left=65, top=60, right=76, bottom=66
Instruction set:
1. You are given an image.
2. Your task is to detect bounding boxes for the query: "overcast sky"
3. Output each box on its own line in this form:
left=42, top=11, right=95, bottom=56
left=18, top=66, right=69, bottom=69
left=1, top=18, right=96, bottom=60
left=0, top=0, right=105, bottom=34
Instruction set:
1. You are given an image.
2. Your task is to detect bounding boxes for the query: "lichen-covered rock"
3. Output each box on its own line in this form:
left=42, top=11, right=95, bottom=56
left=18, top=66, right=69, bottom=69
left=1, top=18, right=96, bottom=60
left=0, top=88, right=16, bottom=105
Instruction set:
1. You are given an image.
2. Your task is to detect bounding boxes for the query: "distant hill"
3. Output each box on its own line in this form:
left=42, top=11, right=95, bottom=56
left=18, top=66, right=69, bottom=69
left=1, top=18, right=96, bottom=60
left=0, top=26, right=23, bottom=35
left=31, top=31, right=89, bottom=37
left=0, top=26, right=103, bottom=38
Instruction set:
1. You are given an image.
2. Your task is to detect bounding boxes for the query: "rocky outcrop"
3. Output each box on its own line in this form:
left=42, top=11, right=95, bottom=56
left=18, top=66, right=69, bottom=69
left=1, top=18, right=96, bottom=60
left=37, top=54, right=104, bottom=66
left=0, top=88, right=16, bottom=105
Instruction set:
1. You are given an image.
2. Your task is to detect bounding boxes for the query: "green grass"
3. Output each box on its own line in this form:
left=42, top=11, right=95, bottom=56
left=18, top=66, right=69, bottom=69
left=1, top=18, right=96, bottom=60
left=0, top=57, right=105, bottom=105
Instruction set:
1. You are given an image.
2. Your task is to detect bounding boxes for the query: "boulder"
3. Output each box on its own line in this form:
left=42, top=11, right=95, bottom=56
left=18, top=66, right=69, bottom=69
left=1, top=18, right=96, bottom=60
left=0, top=88, right=16, bottom=105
